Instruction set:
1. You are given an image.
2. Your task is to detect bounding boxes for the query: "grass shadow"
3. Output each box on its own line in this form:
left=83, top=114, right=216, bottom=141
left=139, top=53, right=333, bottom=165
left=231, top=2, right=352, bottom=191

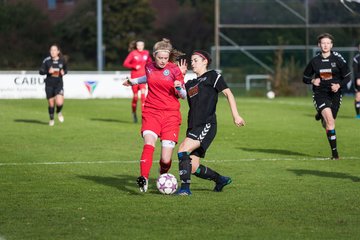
left=288, top=169, right=360, bottom=182
left=90, top=118, right=133, bottom=124
left=304, top=113, right=355, bottom=120
left=237, top=147, right=310, bottom=157
left=14, top=119, right=48, bottom=125
left=78, top=174, right=159, bottom=195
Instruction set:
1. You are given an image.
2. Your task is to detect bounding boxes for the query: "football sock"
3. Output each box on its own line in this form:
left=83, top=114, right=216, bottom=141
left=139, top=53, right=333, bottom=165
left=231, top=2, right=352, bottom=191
left=326, top=129, right=338, bottom=158
left=178, top=152, right=191, bottom=189
left=194, top=164, right=220, bottom=182
left=48, top=106, right=55, bottom=120
left=140, top=144, right=155, bottom=179
left=140, top=93, right=146, bottom=111
left=355, top=101, right=360, bottom=115
left=131, top=95, right=138, bottom=113
left=159, top=159, right=171, bottom=174
left=56, top=104, right=63, bottom=114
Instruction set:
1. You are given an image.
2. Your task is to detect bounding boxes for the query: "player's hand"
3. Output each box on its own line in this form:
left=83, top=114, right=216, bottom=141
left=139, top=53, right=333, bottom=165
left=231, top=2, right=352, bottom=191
left=312, top=78, right=321, bottom=86
left=331, top=83, right=340, bottom=93
left=60, top=69, right=65, bottom=76
left=174, top=80, right=182, bottom=89
left=178, top=59, right=187, bottom=76
left=49, top=67, right=54, bottom=74
left=122, top=77, right=132, bottom=86
left=234, top=115, right=245, bottom=127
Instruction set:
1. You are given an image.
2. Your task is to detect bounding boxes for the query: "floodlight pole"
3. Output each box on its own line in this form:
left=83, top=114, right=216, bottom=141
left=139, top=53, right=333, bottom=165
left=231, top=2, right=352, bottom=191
left=97, top=0, right=103, bottom=72
left=215, top=0, right=220, bottom=70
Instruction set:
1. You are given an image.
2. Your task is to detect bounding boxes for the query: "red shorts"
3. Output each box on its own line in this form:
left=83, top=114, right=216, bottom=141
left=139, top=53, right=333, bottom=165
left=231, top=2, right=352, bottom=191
left=141, top=108, right=181, bottom=142
left=131, top=83, right=146, bottom=94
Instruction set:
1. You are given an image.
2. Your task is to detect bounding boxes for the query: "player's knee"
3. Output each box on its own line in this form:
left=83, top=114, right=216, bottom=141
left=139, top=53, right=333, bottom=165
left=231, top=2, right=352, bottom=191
left=162, top=140, right=176, bottom=149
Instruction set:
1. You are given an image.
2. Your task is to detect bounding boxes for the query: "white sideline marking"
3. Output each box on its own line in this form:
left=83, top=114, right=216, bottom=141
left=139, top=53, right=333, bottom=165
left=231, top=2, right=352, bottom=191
left=245, top=99, right=311, bottom=107
left=0, top=156, right=358, bottom=166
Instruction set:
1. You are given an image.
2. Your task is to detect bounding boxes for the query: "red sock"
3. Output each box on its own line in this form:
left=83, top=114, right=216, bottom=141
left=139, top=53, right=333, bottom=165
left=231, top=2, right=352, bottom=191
left=140, top=93, right=146, bottom=111
left=132, top=95, right=138, bottom=113
left=159, top=159, right=172, bottom=174
left=140, top=144, right=155, bottom=179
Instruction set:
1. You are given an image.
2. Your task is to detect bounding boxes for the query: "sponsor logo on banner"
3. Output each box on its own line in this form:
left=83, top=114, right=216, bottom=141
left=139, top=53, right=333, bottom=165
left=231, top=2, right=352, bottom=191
left=14, top=76, right=45, bottom=85
left=84, top=81, right=98, bottom=95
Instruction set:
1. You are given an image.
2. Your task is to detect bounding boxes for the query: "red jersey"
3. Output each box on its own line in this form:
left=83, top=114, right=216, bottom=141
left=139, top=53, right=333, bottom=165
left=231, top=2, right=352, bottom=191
left=144, top=61, right=184, bottom=111
left=123, top=50, right=151, bottom=78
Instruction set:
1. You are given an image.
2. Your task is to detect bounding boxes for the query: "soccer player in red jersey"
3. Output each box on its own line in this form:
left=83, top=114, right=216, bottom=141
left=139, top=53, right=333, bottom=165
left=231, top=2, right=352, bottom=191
left=123, top=40, right=151, bottom=123
left=123, top=40, right=152, bottom=123
left=123, top=38, right=187, bottom=192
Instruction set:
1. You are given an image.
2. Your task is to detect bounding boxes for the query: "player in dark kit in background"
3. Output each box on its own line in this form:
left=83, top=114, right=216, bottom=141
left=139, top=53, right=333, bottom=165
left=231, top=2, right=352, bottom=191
left=177, top=50, right=246, bottom=196
left=39, top=44, right=68, bottom=126
left=123, top=40, right=152, bottom=123
left=352, top=43, right=360, bottom=118
left=303, top=33, right=351, bottom=160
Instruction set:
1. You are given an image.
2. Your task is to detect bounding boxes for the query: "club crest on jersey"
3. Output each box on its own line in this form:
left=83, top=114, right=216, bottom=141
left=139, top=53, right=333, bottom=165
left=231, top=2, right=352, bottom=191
left=331, top=62, right=336, bottom=68
left=163, top=69, right=170, bottom=76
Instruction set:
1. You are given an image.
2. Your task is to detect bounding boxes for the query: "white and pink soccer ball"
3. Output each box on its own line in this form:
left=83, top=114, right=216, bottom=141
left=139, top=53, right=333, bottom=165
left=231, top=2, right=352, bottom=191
left=156, top=173, right=178, bottom=195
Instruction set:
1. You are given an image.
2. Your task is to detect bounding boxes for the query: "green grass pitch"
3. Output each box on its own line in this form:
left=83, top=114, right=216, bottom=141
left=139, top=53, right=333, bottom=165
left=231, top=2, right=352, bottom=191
left=0, top=96, right=359, bottom=239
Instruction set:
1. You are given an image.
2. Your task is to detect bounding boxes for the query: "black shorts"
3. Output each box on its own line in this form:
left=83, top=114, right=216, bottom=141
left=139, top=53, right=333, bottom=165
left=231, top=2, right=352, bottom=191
left=313, top=90, right=342, bottom=119
left=45, top=85, right=64, bottom=99
left=186, top=123, right=217, bottom=158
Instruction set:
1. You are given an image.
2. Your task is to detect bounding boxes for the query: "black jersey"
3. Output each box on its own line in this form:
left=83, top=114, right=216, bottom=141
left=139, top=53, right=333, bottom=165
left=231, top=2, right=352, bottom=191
left=39, top=56, right=67, bottom=86
left=303, top=51, right=351, bottom=92
left=353, top=52, right=360, bottom=80
left=185, top=70, right=228, bottom=128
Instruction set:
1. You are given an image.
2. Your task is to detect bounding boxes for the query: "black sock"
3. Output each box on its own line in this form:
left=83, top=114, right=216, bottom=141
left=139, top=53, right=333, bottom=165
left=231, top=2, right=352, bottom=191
left=56, top=105, right=63, bottom=114
left=48, top=107, right=55, bottom=120
left=355, top=101, right=360, bottom=115
left=326, top=129, right=338, bottom=158
left=178, top=152, right=191, bottom=189
left=194, top=164, right=220, bottom=182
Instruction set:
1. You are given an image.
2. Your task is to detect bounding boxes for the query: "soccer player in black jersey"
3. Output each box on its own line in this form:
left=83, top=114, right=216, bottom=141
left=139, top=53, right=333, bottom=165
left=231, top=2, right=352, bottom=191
left=39, top=44, right=67, bottom=126
left=352, top=43, right=360, bottom=118
left=303, top=33, right=351, bottom=160
left=177, top=50, right=246, bottom=195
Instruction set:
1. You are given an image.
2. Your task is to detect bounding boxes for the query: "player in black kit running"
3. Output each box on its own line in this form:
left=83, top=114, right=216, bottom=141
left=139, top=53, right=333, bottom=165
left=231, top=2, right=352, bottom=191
left=177, top=50, right=246, bottom=195
left=303, top=33, right=351, bottom=160
left=39, top=44, right=67, bottom=126
left=352, top=43, right=360, bottom=118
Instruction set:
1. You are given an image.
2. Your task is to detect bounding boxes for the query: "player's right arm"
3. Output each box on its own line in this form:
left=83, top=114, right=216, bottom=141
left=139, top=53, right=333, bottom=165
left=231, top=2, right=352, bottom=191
left=123, top=76, right=147, bottom=86
left=39, top=58, right=49, bottom=75
left=123, top=52, right=137, bottom=70
left=303, top=60, right=320, bottom=86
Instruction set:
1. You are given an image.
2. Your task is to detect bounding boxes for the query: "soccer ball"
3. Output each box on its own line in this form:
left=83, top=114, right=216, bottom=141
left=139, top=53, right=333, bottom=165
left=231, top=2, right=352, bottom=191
left=156, top=173, right=178, bottom=195
left=266, top=90, right=275, bottom=99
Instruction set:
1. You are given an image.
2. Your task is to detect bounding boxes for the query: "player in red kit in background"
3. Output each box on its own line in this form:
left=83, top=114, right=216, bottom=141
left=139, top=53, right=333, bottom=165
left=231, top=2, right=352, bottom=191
left=123, top=40, right=152, bottom=123
left=123, top=38, right=187, bottom=192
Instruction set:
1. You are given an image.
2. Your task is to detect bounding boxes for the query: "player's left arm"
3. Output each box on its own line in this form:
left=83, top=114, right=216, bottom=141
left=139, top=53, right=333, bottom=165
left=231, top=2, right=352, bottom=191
left=222, top=88, right=245, bottom=127
left=173, top=64, right=186, bottom=99
left=61, top=59, right=68, bottom=76
left=332, top=57, right=351, bottom=92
